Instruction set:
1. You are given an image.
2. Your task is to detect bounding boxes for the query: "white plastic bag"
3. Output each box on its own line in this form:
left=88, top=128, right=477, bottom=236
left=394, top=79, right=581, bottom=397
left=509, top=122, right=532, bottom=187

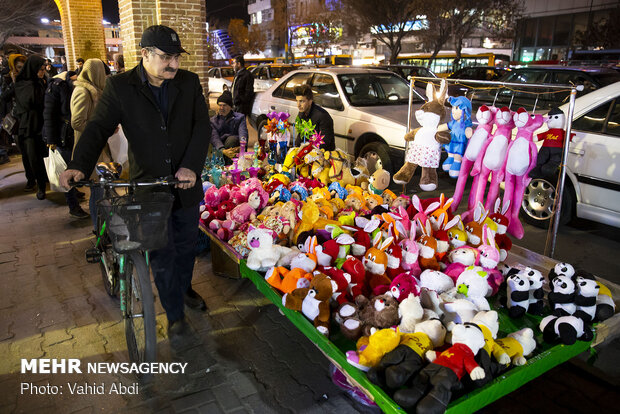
left=108, top=125, right=128, bottom=166
left=44, top=148, right=67, bottom=192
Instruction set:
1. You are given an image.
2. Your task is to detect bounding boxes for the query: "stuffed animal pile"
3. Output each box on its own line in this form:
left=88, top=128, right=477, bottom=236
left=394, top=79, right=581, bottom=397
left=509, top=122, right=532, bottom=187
left=199, top=134, right=616, bottom=413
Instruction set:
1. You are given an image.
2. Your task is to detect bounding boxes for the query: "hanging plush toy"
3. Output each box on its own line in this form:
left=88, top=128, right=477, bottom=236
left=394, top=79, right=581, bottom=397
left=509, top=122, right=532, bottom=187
left=443, top=96, right=473, bottom=178
left=451, top=105, right=497, bottom=213
left=393, top=80, right=451, bottom=191
left=468, top=106, right=514, bottom=222
left=532, top=107, right=574, bottom=178
left=502, top=108, right=545, bottom=239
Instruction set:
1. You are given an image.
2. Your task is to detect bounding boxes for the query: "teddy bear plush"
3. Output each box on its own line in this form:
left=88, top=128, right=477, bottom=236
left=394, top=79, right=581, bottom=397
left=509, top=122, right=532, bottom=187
left=368, top=167, right=391, bottom=195
left=337, top=294, right=400, bottom=340
left=398, top=293, right=425, bottom=333
left=367, top=319, right=446, bottom=391
left=495, top=328, right=537, bottom=366
left=283, top=272, right=333, bottom=336
left=393, top=322, right=486, bottom=412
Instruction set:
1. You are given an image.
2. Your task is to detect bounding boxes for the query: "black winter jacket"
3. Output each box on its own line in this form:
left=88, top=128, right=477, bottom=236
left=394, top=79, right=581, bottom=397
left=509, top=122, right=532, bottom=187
left=294, top=102, right=335, bottom=151
left=68, top=63, right=211, bottom=208
left=43, top=76, right=74, bottom=147
left=231, top=67, right=254, bottom=116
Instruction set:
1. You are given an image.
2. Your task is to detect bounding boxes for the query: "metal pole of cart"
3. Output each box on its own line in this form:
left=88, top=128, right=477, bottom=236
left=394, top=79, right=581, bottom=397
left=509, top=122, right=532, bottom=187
left=403, top=77, right=415, bottom=195
left=545, top=87, right=578, bottom=258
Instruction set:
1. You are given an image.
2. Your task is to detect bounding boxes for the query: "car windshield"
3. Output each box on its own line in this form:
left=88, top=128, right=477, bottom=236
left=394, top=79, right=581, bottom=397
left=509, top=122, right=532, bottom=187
left=338, top=73, right=421, bottom=106
left=270, top=66, right=297, bottom=79
left=221, top=68, right=235, bottom=78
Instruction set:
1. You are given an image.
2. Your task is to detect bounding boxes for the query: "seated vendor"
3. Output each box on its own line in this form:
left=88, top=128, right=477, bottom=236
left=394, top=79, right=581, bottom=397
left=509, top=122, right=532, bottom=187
left=293, top=84, right=335, bottom=151
left=210, top=90, right=248, bottom=160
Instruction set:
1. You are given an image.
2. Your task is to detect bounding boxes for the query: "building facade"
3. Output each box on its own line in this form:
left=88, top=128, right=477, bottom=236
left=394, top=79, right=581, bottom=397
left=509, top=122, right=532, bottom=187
left=514, top=0, right=619, bottom=63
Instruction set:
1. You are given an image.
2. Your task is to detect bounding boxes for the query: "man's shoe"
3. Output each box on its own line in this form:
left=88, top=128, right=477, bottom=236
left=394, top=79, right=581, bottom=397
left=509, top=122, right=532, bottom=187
left=168, top=318, right=188, bottom=339
left=24, top=181, right=36, bottom=192
left=69, top=206, right=90, bottom=219
left=36, top=190, right=46, bottom=200
left=185, top=287, right=207, bottom=311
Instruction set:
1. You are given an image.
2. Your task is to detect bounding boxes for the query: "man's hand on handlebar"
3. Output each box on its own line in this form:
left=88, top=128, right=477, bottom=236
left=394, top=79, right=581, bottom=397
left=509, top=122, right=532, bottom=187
left=174, top=167, right=196, bottom=190
left=59, top=169, right=85, bottom=191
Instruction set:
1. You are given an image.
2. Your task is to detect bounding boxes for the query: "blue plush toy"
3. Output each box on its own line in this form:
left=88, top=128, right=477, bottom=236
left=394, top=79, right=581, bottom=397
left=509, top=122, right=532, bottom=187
left=444, top=96, right=473, bottom=178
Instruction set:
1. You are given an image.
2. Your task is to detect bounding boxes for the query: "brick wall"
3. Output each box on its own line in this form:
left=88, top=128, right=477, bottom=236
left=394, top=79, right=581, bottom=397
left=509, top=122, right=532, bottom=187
left=118, top=0, right=210, bottom=100
left=55, top=0, right=107, bottom=70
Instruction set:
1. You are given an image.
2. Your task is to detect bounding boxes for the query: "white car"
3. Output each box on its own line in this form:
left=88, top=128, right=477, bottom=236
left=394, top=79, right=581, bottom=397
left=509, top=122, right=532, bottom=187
left=207, top=66, right=235, bottom=95
left=522, top=81, right=620, bottom=228
left=250, top=67, right=427, bottom=173
left=250, top=64, right=301, bottom=92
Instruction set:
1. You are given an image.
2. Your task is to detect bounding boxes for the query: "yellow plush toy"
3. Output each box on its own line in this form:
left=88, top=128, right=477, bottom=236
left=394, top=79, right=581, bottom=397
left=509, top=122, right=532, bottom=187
left=325, top=150, right=355, bottom=187
left=346, top=328, right=401, bottom=372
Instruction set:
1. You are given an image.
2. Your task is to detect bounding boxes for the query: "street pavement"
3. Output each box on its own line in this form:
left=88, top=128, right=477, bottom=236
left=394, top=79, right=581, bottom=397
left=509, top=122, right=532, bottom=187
left=1, top=152, right=620, bottom=414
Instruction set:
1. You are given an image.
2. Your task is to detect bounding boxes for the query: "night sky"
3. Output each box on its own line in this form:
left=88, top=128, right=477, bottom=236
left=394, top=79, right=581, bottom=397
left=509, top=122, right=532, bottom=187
left=100, top=1, right=249, bottom=25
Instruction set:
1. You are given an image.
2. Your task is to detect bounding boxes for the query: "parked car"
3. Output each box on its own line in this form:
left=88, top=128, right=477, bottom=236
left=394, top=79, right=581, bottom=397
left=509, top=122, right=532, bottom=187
left=250, top=67, right=430, bottom=173
left=374, top=65, right=438, bottom=96
left=521, top=81, right=620, bottom=229
left=447, top=66, right=511, bottom=96
left=207, top=66, right=235, bottom=95
left=471, top=66, right=620, bottom=111
left=251, top=64, right=301, bottom=91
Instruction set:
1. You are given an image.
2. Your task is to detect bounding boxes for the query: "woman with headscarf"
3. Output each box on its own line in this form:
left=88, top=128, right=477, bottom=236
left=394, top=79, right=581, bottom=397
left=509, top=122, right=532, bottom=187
left=71, top=58, right=112, bottom=228
left=13, top=55, right=48, bottom=199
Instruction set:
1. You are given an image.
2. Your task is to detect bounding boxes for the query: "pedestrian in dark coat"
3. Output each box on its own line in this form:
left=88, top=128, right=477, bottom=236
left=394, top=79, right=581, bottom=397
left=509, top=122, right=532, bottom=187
left=231, top=55, right=254, bottom=116
left=13, top=55, right=48, bottom=199
left=210, top=90, right=247, bottom=160
left=61, top=25, right=211, bottom=338
left=43, top=70, right=88, bottom=218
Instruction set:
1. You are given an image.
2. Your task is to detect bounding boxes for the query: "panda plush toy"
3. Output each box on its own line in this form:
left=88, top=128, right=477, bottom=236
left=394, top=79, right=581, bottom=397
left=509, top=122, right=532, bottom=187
left=548, top=274, right=576, bottom=316
left=573, top=271, right=599, bottom=323
left=506, top=273, right=530, bottom=318
left=548, top=262, right=575, bottom=279
left=573, top=269, right=616, bottom=323
left=540, top=314, right=593, bottom=345
left=524, top=267, right=545, bottom=315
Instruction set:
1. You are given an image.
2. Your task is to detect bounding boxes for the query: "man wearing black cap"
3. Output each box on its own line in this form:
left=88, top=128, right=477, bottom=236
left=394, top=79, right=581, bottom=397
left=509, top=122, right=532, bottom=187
left=210, top=90, right=247, bottom=160
left=60, top=25, right=211, bottom=346
left=231, top=55, right=254, bottom=117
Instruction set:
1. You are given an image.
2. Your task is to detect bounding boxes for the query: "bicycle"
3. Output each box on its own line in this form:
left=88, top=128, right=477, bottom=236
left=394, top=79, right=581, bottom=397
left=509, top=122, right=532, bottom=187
left=74, top=162, right=184, bottom=368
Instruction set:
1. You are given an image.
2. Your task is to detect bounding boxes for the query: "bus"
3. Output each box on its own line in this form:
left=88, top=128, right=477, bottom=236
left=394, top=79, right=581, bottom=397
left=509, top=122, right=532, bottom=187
left=291, top=54, right=353, bottom=66
left=397, top=51, right=511, bottom=76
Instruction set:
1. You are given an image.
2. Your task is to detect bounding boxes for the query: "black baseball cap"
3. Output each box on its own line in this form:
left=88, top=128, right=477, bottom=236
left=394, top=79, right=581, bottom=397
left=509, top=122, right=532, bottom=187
left=140, top=25, right=189, bottom=55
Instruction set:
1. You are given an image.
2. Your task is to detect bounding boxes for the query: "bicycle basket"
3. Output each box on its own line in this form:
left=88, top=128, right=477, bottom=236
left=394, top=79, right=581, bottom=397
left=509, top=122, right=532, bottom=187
left=97, top=192, right=174, bottom=252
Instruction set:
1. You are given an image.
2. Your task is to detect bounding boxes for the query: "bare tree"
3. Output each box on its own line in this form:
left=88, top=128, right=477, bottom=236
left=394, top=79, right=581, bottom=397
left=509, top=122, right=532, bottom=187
left=341, top=0, right=425, bottom=64
left=444, top=0, right=522, bottom=71
left=0, top=0, right=58, bottom=49
left=228, top=18, right=267, bottom=56
left=417, top=0, right=452, bottom=68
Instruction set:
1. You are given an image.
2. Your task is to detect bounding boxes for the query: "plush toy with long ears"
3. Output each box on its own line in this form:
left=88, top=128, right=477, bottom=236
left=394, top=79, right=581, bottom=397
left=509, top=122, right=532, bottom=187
left=467, top=106, right=515, bottom=223
left=487, top=198, right=512, bottom=261
left=443, top=95, right=473, bottom=177
left=452, top=105, right=497, bottom=213
left=393, top=80, right=451, bottom=192
left=501, top=108, right=545, bottom=238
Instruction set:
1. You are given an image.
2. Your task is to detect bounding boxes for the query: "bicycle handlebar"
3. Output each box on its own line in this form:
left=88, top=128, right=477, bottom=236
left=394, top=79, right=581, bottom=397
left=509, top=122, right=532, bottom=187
left=71, top=177, right=189, bottom=188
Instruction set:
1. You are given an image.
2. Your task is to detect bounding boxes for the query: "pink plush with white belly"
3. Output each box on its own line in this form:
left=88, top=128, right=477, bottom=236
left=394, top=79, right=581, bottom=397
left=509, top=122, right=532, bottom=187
left=502, top=109, right=545, bottom=239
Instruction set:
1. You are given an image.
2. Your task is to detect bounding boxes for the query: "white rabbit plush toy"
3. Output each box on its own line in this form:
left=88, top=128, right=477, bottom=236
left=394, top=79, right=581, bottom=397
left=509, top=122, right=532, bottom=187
left=393, top=80, right=451, bottom=191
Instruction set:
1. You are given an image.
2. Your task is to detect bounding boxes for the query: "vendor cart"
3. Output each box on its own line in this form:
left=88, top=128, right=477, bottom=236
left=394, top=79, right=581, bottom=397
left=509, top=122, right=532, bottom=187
left=200, top=227, right=620, bottom=413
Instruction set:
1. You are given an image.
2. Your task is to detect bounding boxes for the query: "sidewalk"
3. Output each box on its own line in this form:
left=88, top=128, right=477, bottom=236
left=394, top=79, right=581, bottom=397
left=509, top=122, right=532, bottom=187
left=1, top=155, right=619, bottom=414
left=0, top=156, right=376, bottom=414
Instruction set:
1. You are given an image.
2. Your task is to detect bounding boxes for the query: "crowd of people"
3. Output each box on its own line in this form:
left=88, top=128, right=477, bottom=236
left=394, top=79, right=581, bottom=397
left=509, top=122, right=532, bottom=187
left=1, top=24, right=336, bottom=351
left=0, top=51, right=121, bottom=218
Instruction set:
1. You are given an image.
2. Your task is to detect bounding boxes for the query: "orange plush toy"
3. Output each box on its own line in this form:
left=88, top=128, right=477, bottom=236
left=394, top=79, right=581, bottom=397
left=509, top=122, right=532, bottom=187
left=283, top=272, right=333, bottom=336
left=265, top=267, right=312, bottom=294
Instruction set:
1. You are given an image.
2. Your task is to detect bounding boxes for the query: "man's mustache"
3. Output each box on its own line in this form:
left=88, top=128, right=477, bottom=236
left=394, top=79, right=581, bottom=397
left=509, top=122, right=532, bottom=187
left=164, top=67, right=177, bottom=73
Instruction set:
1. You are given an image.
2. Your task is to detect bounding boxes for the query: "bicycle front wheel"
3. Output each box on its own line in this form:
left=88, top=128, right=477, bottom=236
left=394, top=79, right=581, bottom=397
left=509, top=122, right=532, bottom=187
left=123, top=251, right=156, bottom=367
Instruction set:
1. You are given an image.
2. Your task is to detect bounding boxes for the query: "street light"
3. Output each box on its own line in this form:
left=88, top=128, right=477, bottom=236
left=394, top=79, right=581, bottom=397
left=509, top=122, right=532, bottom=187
left=41, top=18, right=49, bottom=24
